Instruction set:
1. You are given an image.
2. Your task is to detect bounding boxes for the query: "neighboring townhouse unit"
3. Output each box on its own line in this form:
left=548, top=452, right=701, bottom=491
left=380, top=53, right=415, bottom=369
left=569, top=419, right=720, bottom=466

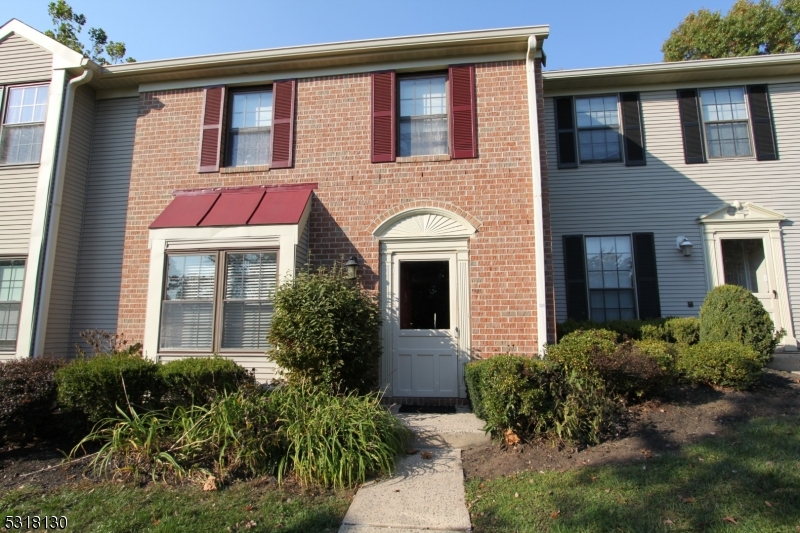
left=0, top=20, right=87, bottom=361
left=0, top=20, right=556, bottom=404
left=543, top=53, right=800, bottom=351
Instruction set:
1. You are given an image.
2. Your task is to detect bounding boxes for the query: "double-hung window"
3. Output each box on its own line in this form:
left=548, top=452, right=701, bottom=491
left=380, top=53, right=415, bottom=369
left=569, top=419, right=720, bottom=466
left=575, top=95, right=622, bottom=163
left=399, top=75, right=448, bottom=157
left=0, top=259, right=25, bottom=351
left=699, top=87, right=752, bottom=158
left=585, top=236, right=636, bottom=321
left=227, top=89, right=273, bottom=167
left=160, top=251, right=277, bottom=352
left=0, top=85, right=49, bottom=165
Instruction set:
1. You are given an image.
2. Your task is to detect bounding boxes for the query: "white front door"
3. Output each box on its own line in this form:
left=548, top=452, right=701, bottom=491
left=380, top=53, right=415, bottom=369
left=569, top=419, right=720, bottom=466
left=717, top=236, right=782, bottom=331
left=391, top=253, right=459, bottom=397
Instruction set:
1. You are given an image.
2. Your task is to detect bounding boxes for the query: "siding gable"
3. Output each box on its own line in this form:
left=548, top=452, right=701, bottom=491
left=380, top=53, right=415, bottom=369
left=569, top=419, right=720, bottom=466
left=0, top=33, right=52, bottom=84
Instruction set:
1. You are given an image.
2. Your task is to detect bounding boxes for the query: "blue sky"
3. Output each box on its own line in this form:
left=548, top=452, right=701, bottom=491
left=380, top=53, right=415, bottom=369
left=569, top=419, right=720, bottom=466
left=3, top=0, right=738, bottom=71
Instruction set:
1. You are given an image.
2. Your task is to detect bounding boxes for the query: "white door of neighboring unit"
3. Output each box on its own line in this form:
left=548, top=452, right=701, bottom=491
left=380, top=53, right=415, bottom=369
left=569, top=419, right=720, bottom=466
left=391, top=252, right=459, bottom=397
left=716, top=235, right=782, bottom=331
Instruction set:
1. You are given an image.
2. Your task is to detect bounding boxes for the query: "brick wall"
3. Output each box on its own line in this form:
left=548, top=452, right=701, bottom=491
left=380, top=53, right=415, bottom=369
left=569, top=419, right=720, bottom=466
left=119, top=60, right=546, bottom=356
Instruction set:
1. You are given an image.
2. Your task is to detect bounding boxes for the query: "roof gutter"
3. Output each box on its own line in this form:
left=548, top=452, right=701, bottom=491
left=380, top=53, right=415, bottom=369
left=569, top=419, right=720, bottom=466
left=526, top=35, right=549, bottom=356
left=33, top=67, right=93, bottom=357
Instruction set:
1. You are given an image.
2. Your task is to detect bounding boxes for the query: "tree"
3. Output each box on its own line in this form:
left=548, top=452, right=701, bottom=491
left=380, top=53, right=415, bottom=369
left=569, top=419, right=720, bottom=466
left=44, top=0, right=135, bottom=64
left=662, top=0, right=800, bottom=61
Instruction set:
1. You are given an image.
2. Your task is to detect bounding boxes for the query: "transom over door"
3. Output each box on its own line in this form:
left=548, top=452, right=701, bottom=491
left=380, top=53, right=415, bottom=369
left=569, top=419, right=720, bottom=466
left=391, top=254, right=458, bottom=397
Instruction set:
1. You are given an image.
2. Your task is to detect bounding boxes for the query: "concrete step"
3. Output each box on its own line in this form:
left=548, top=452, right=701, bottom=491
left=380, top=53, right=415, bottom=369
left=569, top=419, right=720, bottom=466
left=392, top=406, right=491, bottom=449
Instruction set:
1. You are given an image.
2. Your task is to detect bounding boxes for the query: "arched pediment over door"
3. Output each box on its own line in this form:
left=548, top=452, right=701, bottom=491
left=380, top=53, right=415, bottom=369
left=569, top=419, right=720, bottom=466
left=372, top=207, right=478, bottom=241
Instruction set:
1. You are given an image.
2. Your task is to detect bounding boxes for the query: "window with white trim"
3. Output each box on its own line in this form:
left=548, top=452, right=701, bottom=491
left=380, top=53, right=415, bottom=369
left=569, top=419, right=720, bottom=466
left=0, top=85, right=49, bottom=165
left=399, top=75, right=448, bottom=157
left=699, top=87, right=752, bottom=158
left=0, top=258, right=25, bottom=351
left=575, top=95, right=622, bottom=163
left=226, top=89, right=273, bottom=167
left=585, top=236, right=636, bottom=321
left=159, top=251, right=276, bottom=352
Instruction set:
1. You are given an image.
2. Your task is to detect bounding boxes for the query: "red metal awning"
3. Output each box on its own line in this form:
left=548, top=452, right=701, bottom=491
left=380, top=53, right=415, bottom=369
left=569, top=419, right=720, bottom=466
left=149, top=183, right=316, bottom=229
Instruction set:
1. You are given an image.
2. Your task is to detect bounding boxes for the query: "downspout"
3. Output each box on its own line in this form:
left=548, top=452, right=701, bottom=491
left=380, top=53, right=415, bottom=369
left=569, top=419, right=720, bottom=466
left=32, top=67, right=93, bottom=357
left=526, top=36, right=548, bottom=356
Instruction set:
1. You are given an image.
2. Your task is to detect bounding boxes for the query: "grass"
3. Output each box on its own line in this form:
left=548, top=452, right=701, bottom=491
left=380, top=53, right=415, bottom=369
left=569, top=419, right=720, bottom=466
left=466, top=416, right=800, bottom=532
left=1, top=479, right=352, bottom=532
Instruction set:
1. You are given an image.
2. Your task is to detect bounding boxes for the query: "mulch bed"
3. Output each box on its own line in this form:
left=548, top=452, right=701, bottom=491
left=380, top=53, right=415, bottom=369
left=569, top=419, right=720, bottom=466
left=462, top=368, right=800, bottom=480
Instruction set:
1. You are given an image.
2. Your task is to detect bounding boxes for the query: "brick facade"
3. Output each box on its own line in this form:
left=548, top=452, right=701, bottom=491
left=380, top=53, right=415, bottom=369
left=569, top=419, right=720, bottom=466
left=119, top=60, right=547, bottom=357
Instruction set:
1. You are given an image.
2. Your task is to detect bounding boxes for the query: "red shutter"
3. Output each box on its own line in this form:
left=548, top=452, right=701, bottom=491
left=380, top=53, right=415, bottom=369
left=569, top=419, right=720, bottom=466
left=371, top=71, right=395, bottom=163
left=198, top=86, right=225, bottom=173
left=270, top=79, right=296, bottom=169
left=449, top=64, right=477, bottom=159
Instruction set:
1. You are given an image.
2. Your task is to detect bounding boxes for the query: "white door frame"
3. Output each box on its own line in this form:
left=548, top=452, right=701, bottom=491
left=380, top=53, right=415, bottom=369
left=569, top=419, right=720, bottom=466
left=373, top=207, right=476, bottom=398
left=698, top=201, right=797, bottom=350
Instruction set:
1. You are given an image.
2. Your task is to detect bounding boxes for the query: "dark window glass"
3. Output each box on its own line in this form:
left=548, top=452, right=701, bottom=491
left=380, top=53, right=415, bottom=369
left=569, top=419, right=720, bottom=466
left=399, top=261, right=450, bottom=329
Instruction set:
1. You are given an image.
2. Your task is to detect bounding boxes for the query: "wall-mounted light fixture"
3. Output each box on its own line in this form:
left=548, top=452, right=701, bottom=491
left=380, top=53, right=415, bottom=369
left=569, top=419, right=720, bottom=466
left=344, top=256, right=359, bottom=279
left=676, top=236, right=693, bottom=257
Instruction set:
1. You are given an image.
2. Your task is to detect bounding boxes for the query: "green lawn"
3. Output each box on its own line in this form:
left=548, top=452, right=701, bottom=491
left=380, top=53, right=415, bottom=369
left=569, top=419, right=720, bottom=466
left=1, top=478, right=352, bottom=532
left=466, top=416, right=800, bottom=533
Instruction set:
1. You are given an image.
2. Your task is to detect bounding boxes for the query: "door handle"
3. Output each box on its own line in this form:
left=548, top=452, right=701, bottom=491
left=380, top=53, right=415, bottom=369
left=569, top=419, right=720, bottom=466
left=773, top=290, right=778, bottom=298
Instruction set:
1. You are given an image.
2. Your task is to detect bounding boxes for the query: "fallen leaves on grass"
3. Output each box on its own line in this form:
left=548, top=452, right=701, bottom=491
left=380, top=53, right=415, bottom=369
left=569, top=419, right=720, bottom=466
left=765, top=501, right=773, bottom=508
left=203, top=476, right=217, bottom=492
left=550, top=510, right=560, bottom=519
left=505, top=430, right=521, bottom=446
left=664, top=518, right=674, bottom=526
left=722, top=516, right=738, bottom=524
left=678, top=495, right=696, bottom=503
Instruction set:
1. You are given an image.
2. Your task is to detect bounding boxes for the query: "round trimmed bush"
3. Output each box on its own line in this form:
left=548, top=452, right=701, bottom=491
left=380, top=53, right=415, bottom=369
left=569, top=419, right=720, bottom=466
left=56, top=354, right=162, bottom=424
left=699, top=284, right=780, bottom=364
left=158, top=356, right=256, bottom=406
left=676, top=341, right=762, bottom=389
left=546, top=329, right=617, bottom=376
left=267, top=264, right=381, bottom=393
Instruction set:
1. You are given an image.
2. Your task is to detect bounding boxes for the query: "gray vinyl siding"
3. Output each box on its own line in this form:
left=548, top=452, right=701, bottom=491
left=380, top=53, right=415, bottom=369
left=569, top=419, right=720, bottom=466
left=546, top=82, right=800, bottom=337
left=0, top=165, right=39, bottom=254
left=68, top=97, right=138, bottom=354
left=0, top=33, right=52, bottom=85
left=158, top=355, right=278, bottom=384
left=42, top=85, right=96, bottom=356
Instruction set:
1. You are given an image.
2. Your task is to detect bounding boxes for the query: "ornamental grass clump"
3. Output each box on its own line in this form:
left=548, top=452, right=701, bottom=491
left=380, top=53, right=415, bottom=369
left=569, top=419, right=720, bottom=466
left=267, top=264, right=381, bottom=393
left=272, top=384, right=410, bottom=489
left=699, top=284, right=783, bottom=364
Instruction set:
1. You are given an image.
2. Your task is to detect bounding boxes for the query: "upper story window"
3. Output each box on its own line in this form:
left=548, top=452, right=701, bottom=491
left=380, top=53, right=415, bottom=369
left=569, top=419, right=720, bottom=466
left=159, top=251, right=276, bottom=352
left=575, top=96, right=622, bottom=163
left=0, top=85, right=49, bottom=165
left=227, top=89, right=273, bottom=167
left=370, top=66, right=476, bottom=163
left=554, top=93, right=645, bottom=169
left=699, top=87, right=752, bottom=158
left=0, top=258, right=25, bottom=351
left=399, top=76, right=448, bottom=157
left=678, top=85, right=777, bottom=164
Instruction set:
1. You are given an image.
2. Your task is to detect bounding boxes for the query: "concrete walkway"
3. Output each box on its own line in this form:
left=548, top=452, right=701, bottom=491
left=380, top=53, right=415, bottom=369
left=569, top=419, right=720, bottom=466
left=339, top=407, right=488, bottom=533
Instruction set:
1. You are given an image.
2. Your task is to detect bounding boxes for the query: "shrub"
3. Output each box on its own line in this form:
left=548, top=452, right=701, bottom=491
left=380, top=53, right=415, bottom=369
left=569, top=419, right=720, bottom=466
left=56, top=354, right=162, bottom=424
left=594, top=341, right=669, bottom=398
left=75, top=389, right=282, bottom=483
left=676, top=341, right=763, bottom=389
left=0, top=357, right=68, bottom=444
left=272, top=384, right=410, bottom=488
left=557, top=318, right=668, bottom=342
left=546, top=329, right=617, bottom=376
left=548, top=370, right=619, bottom=446
left=634, top=338, right=678, bottom=376
left=699, top=284, right=782, bottom=364
left=639, top=324, right=666, bottom=341
left=464, top=360, right=488, bottom=420
left=158, top=356, right=255, bottom=406
left=664, top=317, right=700, bottom=345
left=268, top=264, right=381, bottom=393
left=465, top=355, right=557, bottom=437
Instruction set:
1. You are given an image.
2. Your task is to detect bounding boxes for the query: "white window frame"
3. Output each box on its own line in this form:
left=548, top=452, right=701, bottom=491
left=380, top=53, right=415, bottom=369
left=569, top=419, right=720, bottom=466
left=698, top=86, right=754, bottom=160
left=225, top=87, right=273, bottom=168
left=0, top=257, right=26, bottom=352
left=582, top=234, right=639, bottom=321
left=574, top=94, right=623, bottom=165
left=0, top=83, right=50, bottom=166
left=397, top=73, right=450, bottom=157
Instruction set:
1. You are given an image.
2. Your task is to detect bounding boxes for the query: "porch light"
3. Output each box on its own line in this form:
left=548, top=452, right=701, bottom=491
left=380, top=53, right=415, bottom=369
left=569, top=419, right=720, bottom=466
left=344, top=256, right=359, bottom=279
left=676, top=236, right=693, bottom=257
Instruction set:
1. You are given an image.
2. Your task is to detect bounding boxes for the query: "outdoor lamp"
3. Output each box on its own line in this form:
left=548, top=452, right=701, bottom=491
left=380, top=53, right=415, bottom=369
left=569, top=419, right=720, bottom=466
left=676, top=236, right=693, bottom=257
left=344, top=256, right=359, bottom=279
